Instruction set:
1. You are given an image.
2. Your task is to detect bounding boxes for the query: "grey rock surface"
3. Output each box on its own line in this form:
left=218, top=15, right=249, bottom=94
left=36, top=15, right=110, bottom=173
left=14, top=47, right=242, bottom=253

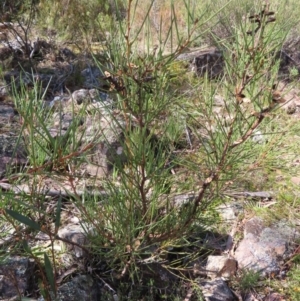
left=199, top=278, right=237, bottom=301
left=68, top=89, right=92, bottom=105
left=38, top=275, right=100, bottom=301
left=58, top=224, right=88, bottom=258
left=0, top=256, right=35, bottom=299
left=81, top=66, right=104, bottom=89
left=217, top=202, right=243, bottom=222
left=234, top=217, right=297, bottom=276
left=56, top=275, right=100, bottom=301
left=178, top=46, right=300, bottom=80
left=206, top=255, right=238, bottom=279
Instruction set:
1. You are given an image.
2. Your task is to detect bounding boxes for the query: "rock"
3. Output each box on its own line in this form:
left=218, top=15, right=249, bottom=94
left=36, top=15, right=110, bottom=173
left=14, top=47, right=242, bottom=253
left=56, top=275, right=100, bottom=301
left=264, top=292, right=285, bottom=301
left=61, top=89, right=112, bottom=113
left=58, top=224, right=88, bottom=258
left=0, top=256, right=35, bottom=299
left=177, top=46, right=300, bottom=79
left=2, top=36, right=24, bottom=52
left=88, top=89, right=112, bottom=106
left=138, top=262, right=177, bottom=290
left=49, top=96, right=68, bottom=109
left=49, top=90, right=111, bottom=112
left=191, top=48, right=224, bottom=78
left=53, top=112, right=77, bottom=130
left=176, top=47, right=224, bottom=78
left=244, top=292, right=260, bottom=301
left=217, top=202, right=243, bottom=222
left=285, top=101, right=296, bottom=114
left=88, top=88, right=100, bottom=100
left=234, top=217, right=297, bottom=276
left=78, top=110, right=134, bottom=177
left=0, top=84, right=8, bottom=101
left=275, top=82, right=300, bottom=113
left=0, top=104, right=15, bottom=119
left=58, top=47, right=76, bottom=61
left=0, top=153, right=26, bottom=178
left=45, top=111, right=83, bottom=145
left=206, top=255, right=238, bottom=279
left=0, top=22, right=16, bottom=30
left=213, top=95, right=226, bottom=106
left=38, top=275, right=100, bottom=301
left=0, top=46, right=13, bottom=62
left=198, top=278, right=237, bottom=301
left=277, top=49, right=300, bottom=79
left=57, top=275, right=100, bottom=301
left=81, top=66, right=103, bottom=89
left=291, top=176, right=300, bottom=185
left=68, top=89, right=92, bottom=105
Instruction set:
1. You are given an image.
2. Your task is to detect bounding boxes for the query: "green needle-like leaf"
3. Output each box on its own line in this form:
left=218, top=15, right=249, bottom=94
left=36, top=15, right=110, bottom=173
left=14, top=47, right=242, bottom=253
left=55, top=196, right=62, bottom=234
left=5, top=209, right=41, bottom=231
left=44, top=253, right=56, bottom=295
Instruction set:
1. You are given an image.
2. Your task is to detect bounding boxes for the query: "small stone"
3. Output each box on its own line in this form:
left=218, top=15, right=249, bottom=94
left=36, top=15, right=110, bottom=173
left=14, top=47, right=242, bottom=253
left=286, top=101, right=296, bottom=114
left=234, top=217, right=292, bottom=276
left=198, top=278, right=237, bottom=301
left=252, top=130, right=265, bottom=143
left=58, top=224, right=88, bottom=258
left=206, top=255, right=238, bottom=279
left=0, top=257, right=35, bottom=299
left=55, top=275, right=100, bottom=301
left=69, top=89, right=92, bottom=105
left=291, top=176, right=300, bottom=185
left=264, top=292, right=285, bottom=301
left=244, top=292, right=259, bottom=301
left=214, top=95, right=225, bottom=106
left=217, top=202, right=243, bottom=222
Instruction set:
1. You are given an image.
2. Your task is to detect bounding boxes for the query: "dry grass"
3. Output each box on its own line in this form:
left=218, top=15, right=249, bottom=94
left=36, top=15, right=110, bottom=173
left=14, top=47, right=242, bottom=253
left=128, top=0, right=300, bottom=49
left=126, top=0, right=191, bottom=53
left=34, top=0, right=300, bottom=52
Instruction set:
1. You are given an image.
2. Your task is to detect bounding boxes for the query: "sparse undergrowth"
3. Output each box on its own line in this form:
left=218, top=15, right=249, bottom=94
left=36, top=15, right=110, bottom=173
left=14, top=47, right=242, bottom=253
left=0, top=1, right=300, bottom=300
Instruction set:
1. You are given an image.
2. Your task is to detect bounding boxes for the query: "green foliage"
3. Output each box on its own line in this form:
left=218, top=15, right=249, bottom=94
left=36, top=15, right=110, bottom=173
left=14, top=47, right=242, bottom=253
left=12, top=77, right=51, bottom=167
left=289, top=66, right=299, bottom=79
left=69, top=1, right=289, bottom=290
left=54, top=196, right=62, bottom=234
left=0, top=0, right=38, bottom=22
left=37, top=0, right=125, bottom=44
left=287, top=265, right=300, bottom=300
left=44, top=253, right=56, bottom=297
left=238, top=269, right=261, bottom=291
left=194, top=0, right=298, bottom=45
left=5, top=209, right=41, bottom=231
left=74, top=1, right=215, bottom=279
